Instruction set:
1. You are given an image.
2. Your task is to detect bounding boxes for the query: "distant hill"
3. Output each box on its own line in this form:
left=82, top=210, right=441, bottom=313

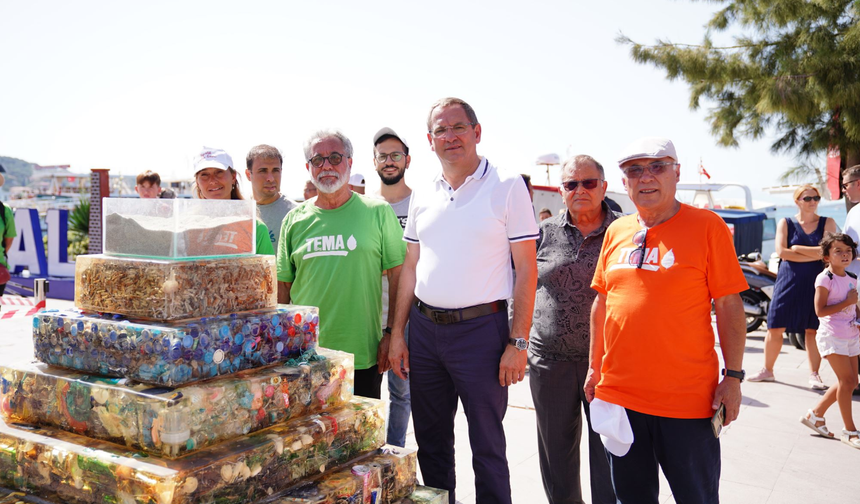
left=0, top=156, right=34, bottom=187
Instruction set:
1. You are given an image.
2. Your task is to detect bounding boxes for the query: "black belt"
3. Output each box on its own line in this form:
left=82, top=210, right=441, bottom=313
left=415, top=299, right=507, bottom=325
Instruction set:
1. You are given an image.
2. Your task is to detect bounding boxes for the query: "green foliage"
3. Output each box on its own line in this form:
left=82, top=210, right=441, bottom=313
left=67, top=232, right=89, bottom=259
left=618, top=0, right=860, bottom=162
left=69, top=199, right=90, bottom=235
left=0, top=156, right=35, bottom=188
left=776, top=162, right=824, bottom=185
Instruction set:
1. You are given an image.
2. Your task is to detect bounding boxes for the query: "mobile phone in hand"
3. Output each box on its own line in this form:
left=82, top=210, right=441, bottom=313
left=711, top=403, right=726, bottom=438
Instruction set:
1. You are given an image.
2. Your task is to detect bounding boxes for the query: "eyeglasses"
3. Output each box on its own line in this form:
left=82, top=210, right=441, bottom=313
left=308, top=152, right=345, bottom=168
left=375, top=152, right=406, bottom=163
left=561, top=178, right=602, bottom=191
left=622, top=161, right=677, bottom=179
left=799, top=195, right=821, bottom=202
left=843, top=180, right=859, bottom=190
left=429, top=123, right=476, bottom=138
left=628, top=229, right=648, bottom=269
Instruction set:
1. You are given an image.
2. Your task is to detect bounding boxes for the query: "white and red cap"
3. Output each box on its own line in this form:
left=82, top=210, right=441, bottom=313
left=617, top=137, right=678, bottom=166
left=193, top=147, right=234, bottom=175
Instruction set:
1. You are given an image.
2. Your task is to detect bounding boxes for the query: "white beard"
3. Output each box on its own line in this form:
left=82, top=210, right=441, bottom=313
left=314, top=169, right=349, bottom=194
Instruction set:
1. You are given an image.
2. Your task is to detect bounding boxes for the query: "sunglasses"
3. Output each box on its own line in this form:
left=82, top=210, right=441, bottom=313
left=561, top=178, right=601, bottom=191
left=629, top=229, right=648, bottom=269
left=308, top=153, right=345, bottom=168
left=622, top=161, right=677, bottom=179
left=799, top=195, right=821, bottom=202
left=843, top=180, right=860, bottom=190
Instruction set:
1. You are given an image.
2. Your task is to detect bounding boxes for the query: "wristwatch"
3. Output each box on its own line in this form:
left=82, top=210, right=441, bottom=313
left=722, top=368, right=745, bottom=382
left=383, top=327, right=392, bottom=335
left=509, top=338, right=529, bottom=351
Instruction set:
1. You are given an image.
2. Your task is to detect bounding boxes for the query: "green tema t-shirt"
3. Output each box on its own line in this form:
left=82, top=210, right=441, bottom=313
left=255, top=220, right=275, bottom=255
left=1, top=204, right=16, bottom=269
left=277, top=194, right=405, bottom=370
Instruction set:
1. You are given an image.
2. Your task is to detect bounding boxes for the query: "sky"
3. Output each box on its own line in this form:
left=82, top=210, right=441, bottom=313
left=0, top=0, right=817, bottom=204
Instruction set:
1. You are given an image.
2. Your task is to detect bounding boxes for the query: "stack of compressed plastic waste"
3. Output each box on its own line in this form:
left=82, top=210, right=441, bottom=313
left=0, top=198, right=446, bottom=503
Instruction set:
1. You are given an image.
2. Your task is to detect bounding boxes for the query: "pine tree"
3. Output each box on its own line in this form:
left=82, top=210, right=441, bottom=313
left=618, top=0, right=860, bottom=177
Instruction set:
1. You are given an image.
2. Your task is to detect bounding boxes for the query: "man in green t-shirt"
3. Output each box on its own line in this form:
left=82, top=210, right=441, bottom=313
left=0, top=164, right=18, bottom=298
left=277, top=129, right=404, bottom=399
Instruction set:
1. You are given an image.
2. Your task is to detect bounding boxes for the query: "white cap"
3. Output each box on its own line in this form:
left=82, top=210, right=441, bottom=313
left=373, top=127, right=409, bottom=152
left=193, top=147, right=234, bottom=175
left=349, top=173, right=365, bottom=187
left=590, top=398, right=634, bottom=457
left=617, top=137, right=677, bottom=165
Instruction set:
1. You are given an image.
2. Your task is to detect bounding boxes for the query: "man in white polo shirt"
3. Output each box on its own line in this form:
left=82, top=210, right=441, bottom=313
left=388, top=97, right=539, bottom=504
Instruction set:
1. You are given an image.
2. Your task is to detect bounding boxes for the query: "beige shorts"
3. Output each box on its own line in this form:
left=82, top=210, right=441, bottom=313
left=816, top=332, right=860, bottom=358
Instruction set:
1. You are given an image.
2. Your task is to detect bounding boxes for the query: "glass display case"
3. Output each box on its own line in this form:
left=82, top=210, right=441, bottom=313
left=1, top=348, right=351, bottom=458
left=274, top=445, right=417, bottom=504
left=74, top=254, right=277, bottom=321
left=33, top=305, right=317, bottom=386
left=0, top=398, right=385, bottom=504
left=102, top=198, right=256, bottom=259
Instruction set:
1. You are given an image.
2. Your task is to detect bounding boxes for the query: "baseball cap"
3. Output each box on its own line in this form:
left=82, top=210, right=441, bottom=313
left=193, top=147, right=233, bottom=175
left=373, top=127, right=409, bottom=154
left=617, top=137, right=677, bottom=165
left=590, top=398, right=634, bottom=457
left=349, top=173, right=366, bottom=188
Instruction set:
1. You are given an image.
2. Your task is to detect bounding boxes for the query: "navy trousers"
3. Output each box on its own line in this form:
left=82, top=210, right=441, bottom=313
left=607, top=409, right=720, bottom=504
left=409, top=304, right=512, bottom=504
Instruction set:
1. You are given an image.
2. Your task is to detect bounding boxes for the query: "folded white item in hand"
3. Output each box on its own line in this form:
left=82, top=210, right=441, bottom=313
left=591, top=398, right=634, bottom=457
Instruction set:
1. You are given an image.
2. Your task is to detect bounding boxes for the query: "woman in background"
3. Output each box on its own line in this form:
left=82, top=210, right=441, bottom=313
left=749, top=184, right=835, bottom=388
left=192, top=146, right=274, bottom=256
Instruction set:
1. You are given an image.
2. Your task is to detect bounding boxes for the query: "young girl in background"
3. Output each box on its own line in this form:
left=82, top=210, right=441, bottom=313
left=800, top=233, right=860, bottom=449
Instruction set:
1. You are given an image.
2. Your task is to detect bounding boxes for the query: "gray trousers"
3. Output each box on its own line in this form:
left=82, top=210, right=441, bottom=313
left=528, top=354, right=616, bottom=504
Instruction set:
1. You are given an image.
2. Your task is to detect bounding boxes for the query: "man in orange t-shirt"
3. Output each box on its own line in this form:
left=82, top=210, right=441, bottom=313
left=585, top=137, right=747, bottom=504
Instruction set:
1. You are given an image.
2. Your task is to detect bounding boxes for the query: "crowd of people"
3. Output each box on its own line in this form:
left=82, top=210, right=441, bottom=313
left=89, top=97, right=860, bottom=502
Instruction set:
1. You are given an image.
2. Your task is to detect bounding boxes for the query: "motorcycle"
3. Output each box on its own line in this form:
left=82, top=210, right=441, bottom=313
left=738, top=251, right=777, bottom=333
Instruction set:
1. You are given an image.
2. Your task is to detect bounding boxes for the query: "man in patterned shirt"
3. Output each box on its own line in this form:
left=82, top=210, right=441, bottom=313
left=530, top=155, right=618, bottom=504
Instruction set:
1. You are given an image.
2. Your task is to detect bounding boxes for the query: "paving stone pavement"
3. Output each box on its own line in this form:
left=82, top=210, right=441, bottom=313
left=1, top=300, right=858, bottom=503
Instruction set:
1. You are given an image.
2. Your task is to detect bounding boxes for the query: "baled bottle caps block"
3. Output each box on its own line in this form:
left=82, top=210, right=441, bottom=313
left=395, top=486, right=450, bottom=504
left=102, top=198, right=256, bottom=259
left=33, top=305, right=318, bottom=386
left=274, top=445, right=417, bottom=504
left=0, top=348, right=351, bottom=458
left=0, top=398, right=385, bottom=504
left=74, top=254, right=277, bottom=321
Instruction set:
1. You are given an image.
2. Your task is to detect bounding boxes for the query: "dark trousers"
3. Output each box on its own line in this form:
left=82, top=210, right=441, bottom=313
left=354, top=365, right=382, bottom=399
left=409, top=304, right=511, bottom=504
left=607, top=409, right=720, bottom=504
left=528, top=355, right=615, bottom=504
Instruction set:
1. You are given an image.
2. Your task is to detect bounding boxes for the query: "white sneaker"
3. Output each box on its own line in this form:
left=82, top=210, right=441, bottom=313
left=809, top=372, right=828, bottom=390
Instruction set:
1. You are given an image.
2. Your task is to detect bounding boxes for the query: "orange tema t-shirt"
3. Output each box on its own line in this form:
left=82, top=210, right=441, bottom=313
left=591, top=204, right=748, bottom=419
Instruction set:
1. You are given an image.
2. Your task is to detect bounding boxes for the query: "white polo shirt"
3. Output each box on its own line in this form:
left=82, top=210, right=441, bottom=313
left=404, top=157, right=539, bottom=309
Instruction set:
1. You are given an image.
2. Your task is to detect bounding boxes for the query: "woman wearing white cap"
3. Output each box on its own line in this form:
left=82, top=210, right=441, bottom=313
left=192, top=147, right=275, bottom=255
